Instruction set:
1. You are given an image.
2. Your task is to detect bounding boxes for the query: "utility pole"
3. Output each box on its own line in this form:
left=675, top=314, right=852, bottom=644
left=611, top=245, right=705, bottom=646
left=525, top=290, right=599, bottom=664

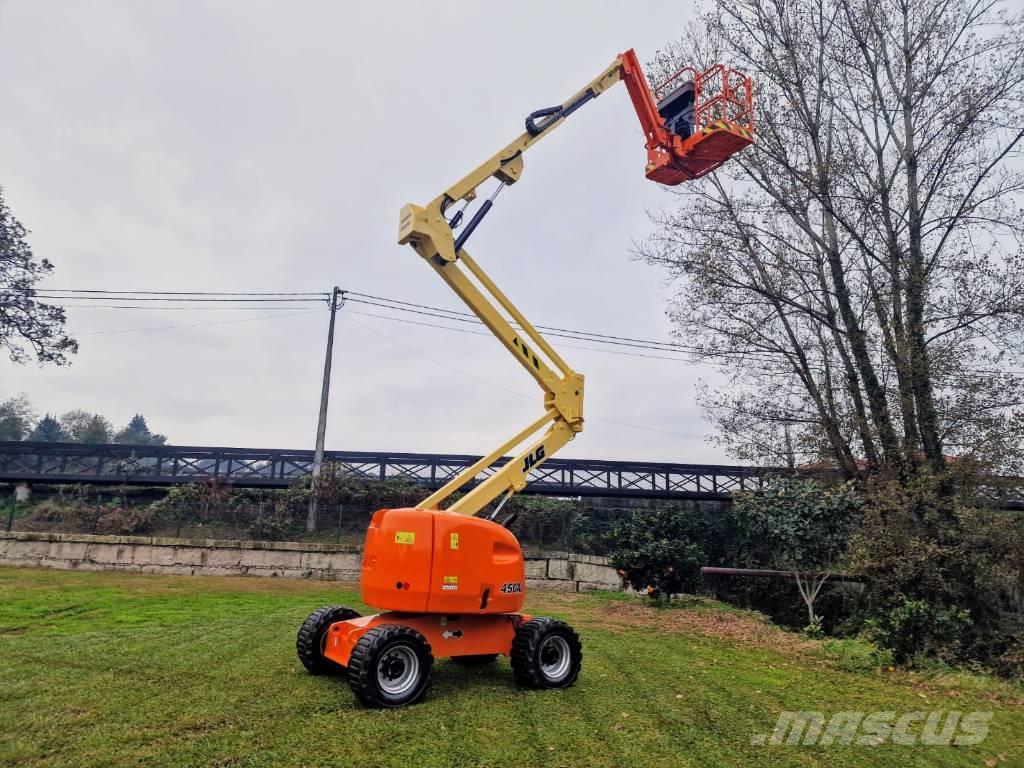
left=307, top=286, right=343, bottom=532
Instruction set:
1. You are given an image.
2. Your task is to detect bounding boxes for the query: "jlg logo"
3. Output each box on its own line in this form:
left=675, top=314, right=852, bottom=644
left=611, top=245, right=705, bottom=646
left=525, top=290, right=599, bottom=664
left=522, top=444, right=546, bottom=473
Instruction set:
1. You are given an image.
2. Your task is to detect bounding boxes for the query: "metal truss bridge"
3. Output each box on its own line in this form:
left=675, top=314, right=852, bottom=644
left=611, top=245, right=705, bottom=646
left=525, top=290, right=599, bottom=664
left=0, top=442, right=768, bottom=502
left=1, top=442, right=1021, bottom=508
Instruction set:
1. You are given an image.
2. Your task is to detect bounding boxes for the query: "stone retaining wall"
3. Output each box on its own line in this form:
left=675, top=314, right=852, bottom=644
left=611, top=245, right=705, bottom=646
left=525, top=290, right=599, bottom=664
left=0, top=531, right=621, bottom=592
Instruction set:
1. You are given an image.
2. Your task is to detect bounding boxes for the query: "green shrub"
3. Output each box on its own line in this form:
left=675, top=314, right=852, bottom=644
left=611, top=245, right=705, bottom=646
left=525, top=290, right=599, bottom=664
left=21, top=499, right=101, bottom=533
left=245, top=500, right=294, bottom=541
left=868, top=598, right=972, bottom=665
left=20, top=498, right=155, bottom=536
left=147, top=479, right=234, bottom=525
left=285, top=464, right=423, bottom=514
left=21, top=499, right=72, bottom=525
left=995, top=639, right=1024, bottom=682
left=607, top=506, right=705, bottom=599
left=803, top=615, right=825, bottom=639
left=94, top=506, right=155, bottom=536
left=850, top=475, right=1024, bottom=670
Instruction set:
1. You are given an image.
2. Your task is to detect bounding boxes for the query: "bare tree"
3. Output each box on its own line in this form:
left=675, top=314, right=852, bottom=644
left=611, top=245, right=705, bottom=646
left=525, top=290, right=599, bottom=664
left=640, top=0, right=1024, bottom=479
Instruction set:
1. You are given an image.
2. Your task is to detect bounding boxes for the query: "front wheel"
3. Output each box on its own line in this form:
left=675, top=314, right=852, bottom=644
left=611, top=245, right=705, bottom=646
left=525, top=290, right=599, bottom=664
left=510, top=618, right=582, bottom=689
left=347, top=625, right=434, bottom=708
left=296, top=605, right=361, bottom=675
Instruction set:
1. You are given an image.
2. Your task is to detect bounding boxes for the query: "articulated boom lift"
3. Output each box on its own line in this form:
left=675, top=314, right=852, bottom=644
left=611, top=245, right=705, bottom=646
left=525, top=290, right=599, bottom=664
left=298, top=50, right=754, bottom=708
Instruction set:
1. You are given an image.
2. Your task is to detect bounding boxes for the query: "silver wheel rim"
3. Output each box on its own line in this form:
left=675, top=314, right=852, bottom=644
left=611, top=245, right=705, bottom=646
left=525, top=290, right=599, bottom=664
left=539, top=635, right=572, bottom=682
left=377, top=644, right=420, bottom=696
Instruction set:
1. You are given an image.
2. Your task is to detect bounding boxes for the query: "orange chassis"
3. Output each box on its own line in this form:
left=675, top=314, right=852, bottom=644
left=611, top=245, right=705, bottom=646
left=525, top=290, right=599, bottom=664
left=324, top=507, right=533, bottom=666
left=324, top=611, right=532, bottom=668
left=297, top=508, right=583, bottom=708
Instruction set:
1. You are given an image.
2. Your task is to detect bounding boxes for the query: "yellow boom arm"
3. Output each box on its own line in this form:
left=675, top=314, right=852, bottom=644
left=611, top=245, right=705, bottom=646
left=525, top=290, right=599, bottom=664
left=397, top=57, right=628, bottom=519
left=397, top=49, right=755, bottom=518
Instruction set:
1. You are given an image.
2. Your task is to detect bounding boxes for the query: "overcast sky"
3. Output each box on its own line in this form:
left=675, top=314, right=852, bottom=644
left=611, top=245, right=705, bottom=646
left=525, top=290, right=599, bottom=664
left=0, top=0, right=739, bottom=463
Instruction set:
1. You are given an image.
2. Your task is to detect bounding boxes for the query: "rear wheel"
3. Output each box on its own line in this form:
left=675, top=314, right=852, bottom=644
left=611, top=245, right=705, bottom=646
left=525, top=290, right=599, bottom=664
left=510, top=618, right=582, bottom=689
left=451, top=653, right=499, bottom=666
left=347, top=625, right=433, bottom=708
left=296, top=605, right=360, bottom=675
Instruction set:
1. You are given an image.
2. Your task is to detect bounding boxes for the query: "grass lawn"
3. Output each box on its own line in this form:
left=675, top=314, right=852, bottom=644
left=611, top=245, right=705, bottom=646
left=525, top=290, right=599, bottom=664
left=1, top=567, right=1021, bottom=767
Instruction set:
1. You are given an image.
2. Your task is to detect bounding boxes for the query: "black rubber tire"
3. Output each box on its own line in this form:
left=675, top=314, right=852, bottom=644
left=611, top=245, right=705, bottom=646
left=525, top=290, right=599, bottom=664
left=510, top=618, right=582, bottom=689
left=450, top=653, right=499, bottom=666
left=296, top=605, right=361, bottom=675
left=347, top=625, right=433, bottom=708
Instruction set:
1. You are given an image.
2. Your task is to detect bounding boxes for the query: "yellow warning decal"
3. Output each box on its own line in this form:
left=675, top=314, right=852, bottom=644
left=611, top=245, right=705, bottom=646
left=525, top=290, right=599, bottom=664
left=394, top=531, right=416, bottom=545
left=450, top=533, right=459, bottom=550
left=443, top=576, right=458, bottom=585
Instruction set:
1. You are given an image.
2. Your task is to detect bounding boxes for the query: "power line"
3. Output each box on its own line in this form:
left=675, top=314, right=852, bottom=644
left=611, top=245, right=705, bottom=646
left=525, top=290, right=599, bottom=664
left=344, top=296, right=706, bottom=355
left=343, top=296, right=785, bottom=361
left=36, top=294, right=327, bottom=303
left=346, top=291, right=780, bottom=357
left=339, top=313, right=815, bottom=394
left=343, top=308, right=699, bottom=363
left=49, top=303, right=326, bottom=311
left=343, top=307, right=820, bottom=378
left=44, top=289, right=329, bottom=297
left=77, top=308, right=328, bottom=336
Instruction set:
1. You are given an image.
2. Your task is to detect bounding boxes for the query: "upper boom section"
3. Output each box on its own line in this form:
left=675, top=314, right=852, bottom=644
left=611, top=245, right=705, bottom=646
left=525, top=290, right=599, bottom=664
left=398, top=49, right=755, bottom=256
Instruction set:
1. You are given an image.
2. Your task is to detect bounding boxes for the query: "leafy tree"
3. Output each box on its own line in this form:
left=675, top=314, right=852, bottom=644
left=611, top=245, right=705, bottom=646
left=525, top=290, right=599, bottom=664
left=114, top=414, right=167, bottom=445
left=60, top=410, right=113, bottom=444
left=732, top=479, right=861, bottom=569
left=27, top=413, right=67, bottom=442
left=0, top=187, right=77, bottom=365
left=607, top=506, right=706, bottom=599
left=79, top=415, right=113, bottom=444
left=731, top=478, right=861, bottom=629
left=58, top=410, right=92, bottom=442
left=0, top=393, right=35, bottom=440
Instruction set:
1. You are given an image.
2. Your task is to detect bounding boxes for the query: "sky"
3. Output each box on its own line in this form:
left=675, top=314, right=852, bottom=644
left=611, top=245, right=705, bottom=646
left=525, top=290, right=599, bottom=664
left=0, top=0, right=734, bottom=463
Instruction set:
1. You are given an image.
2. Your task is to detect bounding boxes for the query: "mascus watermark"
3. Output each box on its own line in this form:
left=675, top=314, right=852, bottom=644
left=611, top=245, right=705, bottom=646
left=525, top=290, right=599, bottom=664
left=751, top=710, right=993, bottom=747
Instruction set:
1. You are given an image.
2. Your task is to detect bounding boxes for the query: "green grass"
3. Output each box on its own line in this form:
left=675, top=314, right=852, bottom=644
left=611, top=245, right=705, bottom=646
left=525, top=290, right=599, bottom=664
left=0, top=567, right=1021, bottom=767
